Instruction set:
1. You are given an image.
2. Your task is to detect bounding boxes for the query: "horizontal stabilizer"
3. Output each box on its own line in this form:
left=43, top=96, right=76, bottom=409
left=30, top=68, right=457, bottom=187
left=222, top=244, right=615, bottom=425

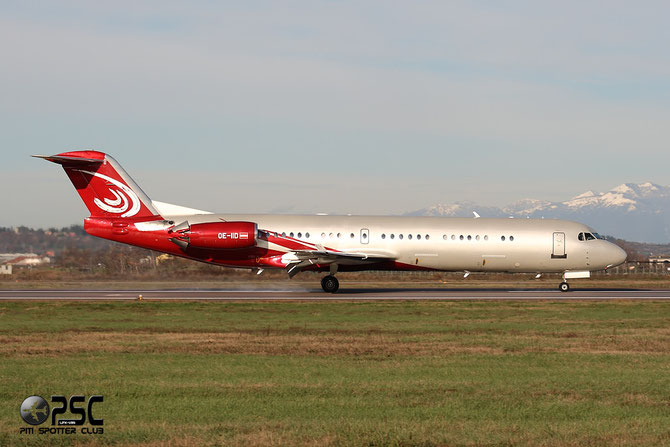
left=32, top=154, right=103, bottom=165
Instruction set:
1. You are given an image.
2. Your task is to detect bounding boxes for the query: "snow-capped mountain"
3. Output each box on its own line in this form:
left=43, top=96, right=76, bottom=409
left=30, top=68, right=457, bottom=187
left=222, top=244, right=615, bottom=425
left=406, top=182, right=670, bottom=243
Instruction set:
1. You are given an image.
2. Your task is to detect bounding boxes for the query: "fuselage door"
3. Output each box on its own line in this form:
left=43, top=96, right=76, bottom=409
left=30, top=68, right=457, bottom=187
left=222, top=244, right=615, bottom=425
left=360, top=228, right=369, bottom=244
left=552, top=232, right=567, bottom=259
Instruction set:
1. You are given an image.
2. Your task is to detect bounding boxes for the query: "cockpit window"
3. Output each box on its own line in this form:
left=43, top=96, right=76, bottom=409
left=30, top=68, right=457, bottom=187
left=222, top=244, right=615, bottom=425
left=579, top=232, right=598, bottom=241
left=593, top=233, right=602, bottom=239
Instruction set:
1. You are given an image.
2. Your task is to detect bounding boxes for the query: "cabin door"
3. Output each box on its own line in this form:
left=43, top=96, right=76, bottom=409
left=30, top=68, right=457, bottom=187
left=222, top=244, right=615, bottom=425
left=552, top=232, right=567, bottom=259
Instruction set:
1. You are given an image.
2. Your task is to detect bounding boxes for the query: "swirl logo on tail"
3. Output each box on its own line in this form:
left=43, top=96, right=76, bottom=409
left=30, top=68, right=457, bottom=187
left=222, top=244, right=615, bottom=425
left=76, top=170, right=141, bottom=217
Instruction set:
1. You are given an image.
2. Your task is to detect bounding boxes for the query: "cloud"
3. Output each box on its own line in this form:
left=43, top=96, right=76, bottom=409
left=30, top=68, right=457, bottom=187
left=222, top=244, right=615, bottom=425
left=1, top=1, right=670, bottom=225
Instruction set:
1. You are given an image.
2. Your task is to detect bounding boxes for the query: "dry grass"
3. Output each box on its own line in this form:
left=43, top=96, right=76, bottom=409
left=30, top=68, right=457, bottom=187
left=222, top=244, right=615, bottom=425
left=0, top=330, right=506, bottom=357
left=2, top=322, right=670, bottom=358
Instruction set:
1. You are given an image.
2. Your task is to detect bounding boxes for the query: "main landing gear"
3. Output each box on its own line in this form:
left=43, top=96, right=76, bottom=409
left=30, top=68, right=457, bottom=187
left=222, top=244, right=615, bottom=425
left=321, top=275, right=339, bottom=293
left=559, top=281, right=570, bottom=292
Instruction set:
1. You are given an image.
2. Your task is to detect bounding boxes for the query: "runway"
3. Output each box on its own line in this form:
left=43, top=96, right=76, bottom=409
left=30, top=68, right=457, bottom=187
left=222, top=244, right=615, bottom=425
left=1, top=288, right=670, bottom=300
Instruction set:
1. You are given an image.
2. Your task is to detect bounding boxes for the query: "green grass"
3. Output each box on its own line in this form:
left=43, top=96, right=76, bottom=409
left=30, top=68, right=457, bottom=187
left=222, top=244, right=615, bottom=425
left=1, top=300, right=670, bottom=446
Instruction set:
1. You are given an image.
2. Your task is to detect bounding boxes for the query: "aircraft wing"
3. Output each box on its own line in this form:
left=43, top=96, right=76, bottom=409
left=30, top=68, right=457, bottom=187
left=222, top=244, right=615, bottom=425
left=283, top=245, right=395, bottom=278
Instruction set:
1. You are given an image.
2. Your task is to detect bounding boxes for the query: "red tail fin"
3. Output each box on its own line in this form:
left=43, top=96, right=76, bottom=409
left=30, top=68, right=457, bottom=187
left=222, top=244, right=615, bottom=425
left=35, top=150, right=161, bottom=219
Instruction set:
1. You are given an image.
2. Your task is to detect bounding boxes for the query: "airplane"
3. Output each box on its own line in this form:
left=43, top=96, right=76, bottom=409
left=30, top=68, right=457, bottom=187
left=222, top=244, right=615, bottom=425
left=23, top=401, right=48, bottom=423
left=35, top=150, right=627, bottom=293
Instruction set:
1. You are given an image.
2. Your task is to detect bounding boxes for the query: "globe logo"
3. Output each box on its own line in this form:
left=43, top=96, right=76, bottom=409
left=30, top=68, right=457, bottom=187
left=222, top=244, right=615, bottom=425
left=20, top=396, right=50, bottom=425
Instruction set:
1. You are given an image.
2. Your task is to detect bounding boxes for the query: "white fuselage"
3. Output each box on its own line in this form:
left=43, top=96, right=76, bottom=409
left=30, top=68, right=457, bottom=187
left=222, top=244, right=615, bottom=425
left=167, top=213, right=627, bottom=273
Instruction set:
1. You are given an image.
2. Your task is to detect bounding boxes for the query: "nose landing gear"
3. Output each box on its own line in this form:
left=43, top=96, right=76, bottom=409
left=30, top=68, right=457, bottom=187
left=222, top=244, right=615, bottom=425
left=321, top=275, right=339, bottom=293
left=559, top=271, right=589, bottom=292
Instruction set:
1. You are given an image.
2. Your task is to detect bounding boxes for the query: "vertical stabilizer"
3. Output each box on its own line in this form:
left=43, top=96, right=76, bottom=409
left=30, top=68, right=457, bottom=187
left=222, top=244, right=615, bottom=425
left=34, top=151, right=161, bottom=219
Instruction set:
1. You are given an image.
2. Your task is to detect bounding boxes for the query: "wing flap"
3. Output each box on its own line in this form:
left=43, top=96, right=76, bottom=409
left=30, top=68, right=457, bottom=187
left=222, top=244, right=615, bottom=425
left=283, top=247, right=396, bottom=278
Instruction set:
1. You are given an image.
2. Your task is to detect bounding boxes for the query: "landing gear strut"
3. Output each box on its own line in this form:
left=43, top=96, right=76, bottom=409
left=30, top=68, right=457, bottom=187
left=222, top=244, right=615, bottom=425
left=559, top=282, right=570, bottom=292
left=321, top=275, right=339, bottom=293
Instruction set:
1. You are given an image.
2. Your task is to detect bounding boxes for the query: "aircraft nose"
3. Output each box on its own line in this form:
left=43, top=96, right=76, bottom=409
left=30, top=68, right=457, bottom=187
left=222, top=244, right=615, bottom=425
left=606, top=243, right=627, bottom=268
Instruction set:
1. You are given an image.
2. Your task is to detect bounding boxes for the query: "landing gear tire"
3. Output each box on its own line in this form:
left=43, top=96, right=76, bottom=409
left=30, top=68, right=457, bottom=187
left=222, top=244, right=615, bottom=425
left=559, top=282, right=570, bottom=292
left=321, top=275, right=339, bottom=293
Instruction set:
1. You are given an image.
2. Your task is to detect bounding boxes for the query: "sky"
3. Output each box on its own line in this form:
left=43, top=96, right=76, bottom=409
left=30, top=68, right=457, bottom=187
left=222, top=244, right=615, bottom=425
left=1, top=1, right=669, bottom=227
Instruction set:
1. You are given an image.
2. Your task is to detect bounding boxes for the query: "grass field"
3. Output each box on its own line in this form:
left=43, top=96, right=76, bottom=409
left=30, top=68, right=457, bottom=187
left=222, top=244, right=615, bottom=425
left=1, top=300, right=670, bottom=446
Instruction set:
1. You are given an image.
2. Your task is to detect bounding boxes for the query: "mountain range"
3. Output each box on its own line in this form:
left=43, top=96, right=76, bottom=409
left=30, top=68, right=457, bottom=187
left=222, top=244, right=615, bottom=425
left=405, top=182, right=670, bottom=243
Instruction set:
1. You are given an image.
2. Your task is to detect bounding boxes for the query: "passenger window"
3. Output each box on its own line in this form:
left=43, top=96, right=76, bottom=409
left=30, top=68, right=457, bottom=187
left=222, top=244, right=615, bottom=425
left=451, top=235, right=456, bottom=240
left=408, top=234, right=413, bottom=240
left=321, top=233, right=326, bottom=238
left=467, top=235, right=472, bottom=240
left=509, top=236, right=514, bottom=241
left=282, top=232, right=286, bottom=237
left=305, top=232, right=310, bottom=238
left=399, top=234, right=404, bottom=240
left=350, top=233, right=355, bottom=238
left=475, top=235, right=480, bottom=241
left=443, top=235, right=447, bottom=240
left=459, top=235, right=464, bottom=240
left=337, top=233, right=342, bottom=238
left=297, top=232, right=302, bottom=238
left=390, top=234, right=395, bottom=239
left=501, top=236, right=505, bottom=241
left=484, top=235, right=488, bottom=241
left=329, top=233, right=333, bottom=238
left=425, top=234, right=429, bottom=240
left=417, top=234, right=421, bottom=240
left=290, top=232, right=294, bottom=237
left=381, top=234, right=386, bottom=239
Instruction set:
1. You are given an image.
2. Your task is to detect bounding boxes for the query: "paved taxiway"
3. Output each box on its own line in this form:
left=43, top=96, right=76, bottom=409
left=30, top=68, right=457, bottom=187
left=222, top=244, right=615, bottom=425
left=1, top=289, right=670, bottom=300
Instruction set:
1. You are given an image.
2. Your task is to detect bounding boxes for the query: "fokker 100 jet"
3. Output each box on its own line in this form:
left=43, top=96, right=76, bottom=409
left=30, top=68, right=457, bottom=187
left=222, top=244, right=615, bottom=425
left=36, top=151, right=627, bottom=293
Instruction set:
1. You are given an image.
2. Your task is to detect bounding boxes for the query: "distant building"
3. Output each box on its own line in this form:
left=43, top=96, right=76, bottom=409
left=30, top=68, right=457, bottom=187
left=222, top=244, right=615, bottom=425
left=649, top=257, right=670, bottom=263
left=0, top=253, right=51, bottom=267
left=0, top=264, right=11, bottom=275
left=0, top=253, right=37, bottom=264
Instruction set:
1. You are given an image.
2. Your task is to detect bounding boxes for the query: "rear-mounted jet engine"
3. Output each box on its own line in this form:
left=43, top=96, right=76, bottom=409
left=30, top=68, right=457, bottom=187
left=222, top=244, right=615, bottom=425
left=169, top=221, right=258, bottom=251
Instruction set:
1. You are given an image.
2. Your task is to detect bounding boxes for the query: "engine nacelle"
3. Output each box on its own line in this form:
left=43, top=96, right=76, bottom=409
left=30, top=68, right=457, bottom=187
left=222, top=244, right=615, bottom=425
left=170, top=221, right=257, bottom=250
